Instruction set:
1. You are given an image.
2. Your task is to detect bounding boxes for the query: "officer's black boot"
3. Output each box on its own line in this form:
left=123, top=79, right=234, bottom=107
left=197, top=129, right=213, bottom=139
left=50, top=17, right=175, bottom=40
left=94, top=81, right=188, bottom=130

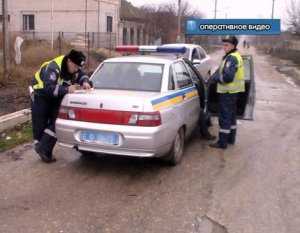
left=199, top=112, right=216, bottom=140
left=202, top=133, right=216, bottom=141
left=209, top=132, right=228, bottom=149
left=228, top=129, right=236, bottom=145
left=36, top=134, right=57, bottom=163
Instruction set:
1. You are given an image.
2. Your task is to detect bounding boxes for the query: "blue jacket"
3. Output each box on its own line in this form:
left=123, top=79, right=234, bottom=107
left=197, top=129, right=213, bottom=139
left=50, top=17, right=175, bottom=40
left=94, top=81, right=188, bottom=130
left=214, top=49, right=238, bottom=84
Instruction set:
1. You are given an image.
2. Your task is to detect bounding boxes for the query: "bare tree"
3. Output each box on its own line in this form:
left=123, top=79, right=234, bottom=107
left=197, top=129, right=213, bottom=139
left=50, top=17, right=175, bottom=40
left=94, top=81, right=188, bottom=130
left=141, top=1, right=203, bottom=43
left=287, top=0, right=300, bottom=35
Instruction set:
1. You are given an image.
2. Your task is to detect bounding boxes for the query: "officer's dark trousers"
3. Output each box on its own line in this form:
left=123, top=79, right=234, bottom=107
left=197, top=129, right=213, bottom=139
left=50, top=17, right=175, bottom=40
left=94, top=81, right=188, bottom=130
left=31, top=95, right=60, bottom=159
left=218, top=93, right=238, bottom=147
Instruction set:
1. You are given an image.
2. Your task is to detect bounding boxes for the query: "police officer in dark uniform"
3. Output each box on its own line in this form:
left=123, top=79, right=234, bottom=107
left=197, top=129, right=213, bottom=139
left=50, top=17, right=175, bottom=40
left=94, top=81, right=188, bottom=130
left=30, top=49, right=91, bottom=162
left=210, top=36, right=245, bottom=149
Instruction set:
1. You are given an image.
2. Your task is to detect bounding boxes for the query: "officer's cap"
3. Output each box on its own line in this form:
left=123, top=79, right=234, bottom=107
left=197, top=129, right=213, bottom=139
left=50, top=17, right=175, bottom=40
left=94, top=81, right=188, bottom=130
left=222, top=35, right=238, bottom=46
left=67, top=49, right=86, bottom=67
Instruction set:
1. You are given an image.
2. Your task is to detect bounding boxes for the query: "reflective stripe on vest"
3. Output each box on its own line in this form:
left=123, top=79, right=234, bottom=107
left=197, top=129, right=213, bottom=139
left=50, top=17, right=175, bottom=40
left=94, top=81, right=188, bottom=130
left=33, top=55, right=64, bottom=90
left=217, top=51, right=245, bottom=94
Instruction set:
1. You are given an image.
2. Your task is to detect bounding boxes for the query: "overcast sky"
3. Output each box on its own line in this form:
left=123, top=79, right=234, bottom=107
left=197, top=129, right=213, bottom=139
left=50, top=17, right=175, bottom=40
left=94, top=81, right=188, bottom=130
left=128, top=0, right=295, bottom=27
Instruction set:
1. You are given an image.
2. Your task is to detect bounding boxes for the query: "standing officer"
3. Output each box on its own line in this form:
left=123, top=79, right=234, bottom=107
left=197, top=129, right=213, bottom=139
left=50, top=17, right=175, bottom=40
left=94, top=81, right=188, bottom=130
left=210, top=36, right=245, bottom=149
left=30, top=49, right=91, bottom=162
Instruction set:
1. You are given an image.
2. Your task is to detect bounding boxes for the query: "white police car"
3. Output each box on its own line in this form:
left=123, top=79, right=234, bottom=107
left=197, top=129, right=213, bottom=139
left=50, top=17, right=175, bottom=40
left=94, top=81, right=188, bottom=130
left=161, top=43, right=213, bottom=79
left=55, top=46, right=255, bottom=165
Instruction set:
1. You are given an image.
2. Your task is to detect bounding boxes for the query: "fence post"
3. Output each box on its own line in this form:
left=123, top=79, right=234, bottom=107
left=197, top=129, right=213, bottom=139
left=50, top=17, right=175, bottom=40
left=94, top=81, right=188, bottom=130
left=109, top=32, right=112, bottom=57
left=87, top=32, right=90, bottom=70
left=92, top=32, right=95, bottom=48
left=2, top=0, right=10, bottom=81
left=58, top=32, right=62, bottom=54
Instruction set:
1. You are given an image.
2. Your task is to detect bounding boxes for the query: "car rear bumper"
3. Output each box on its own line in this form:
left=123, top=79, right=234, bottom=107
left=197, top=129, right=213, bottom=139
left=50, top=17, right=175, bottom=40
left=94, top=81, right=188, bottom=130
left=56, top=119, right=173, bottom=158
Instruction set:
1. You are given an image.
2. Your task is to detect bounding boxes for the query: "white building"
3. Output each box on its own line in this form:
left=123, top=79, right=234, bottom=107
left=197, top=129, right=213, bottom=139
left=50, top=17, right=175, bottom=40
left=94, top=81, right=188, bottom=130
left=1, top=0, right=121, bottom=47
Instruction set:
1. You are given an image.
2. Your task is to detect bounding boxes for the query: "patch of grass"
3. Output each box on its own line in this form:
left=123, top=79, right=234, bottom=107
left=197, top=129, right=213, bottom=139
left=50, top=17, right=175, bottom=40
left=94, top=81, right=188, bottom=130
left=0, top=122, right=33, bottom=153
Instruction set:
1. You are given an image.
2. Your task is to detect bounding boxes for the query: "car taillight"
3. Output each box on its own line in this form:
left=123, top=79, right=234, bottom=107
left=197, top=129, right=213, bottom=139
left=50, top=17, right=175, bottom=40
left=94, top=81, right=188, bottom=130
left=136, top=112, right=161, bottom=126
left=58, top=106, right=69, bottom=119
left=58, top=106, right=161, bottom=127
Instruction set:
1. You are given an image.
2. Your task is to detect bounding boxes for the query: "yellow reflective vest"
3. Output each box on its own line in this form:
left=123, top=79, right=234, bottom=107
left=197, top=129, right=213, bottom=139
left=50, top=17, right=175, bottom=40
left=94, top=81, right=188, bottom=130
left=217, top=51, right=245, bottom=94
left=33, top=55, right=64, bottom=90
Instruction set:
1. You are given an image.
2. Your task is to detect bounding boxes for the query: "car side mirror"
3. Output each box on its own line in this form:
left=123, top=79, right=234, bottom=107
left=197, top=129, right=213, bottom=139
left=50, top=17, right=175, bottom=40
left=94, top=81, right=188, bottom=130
left=193, top=59, right=201, bottom=65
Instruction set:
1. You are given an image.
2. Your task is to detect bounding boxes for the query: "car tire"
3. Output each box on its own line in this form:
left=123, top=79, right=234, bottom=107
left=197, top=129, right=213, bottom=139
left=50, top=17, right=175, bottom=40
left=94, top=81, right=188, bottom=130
left=162, top=127, right=185, bottom=166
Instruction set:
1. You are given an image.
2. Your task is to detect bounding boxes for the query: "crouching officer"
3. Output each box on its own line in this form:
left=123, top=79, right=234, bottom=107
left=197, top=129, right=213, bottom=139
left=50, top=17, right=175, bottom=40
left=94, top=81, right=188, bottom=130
left=30, top=49, right=91, bottom=162
left=210, top=36, right=245, bottom=149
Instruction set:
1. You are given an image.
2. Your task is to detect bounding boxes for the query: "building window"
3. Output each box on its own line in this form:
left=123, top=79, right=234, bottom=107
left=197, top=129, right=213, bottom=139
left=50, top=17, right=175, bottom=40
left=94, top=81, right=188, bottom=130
left=143, top=29, right=146, bottom=44
left=106, top=16, right=113, bottom=33
left=123, top=28, right=127, bottom=45
left=23, top=14, right=35, bottom=31
left=130, top=28, right=134, bottom=45
left=137, top=28, right=140, bottom=45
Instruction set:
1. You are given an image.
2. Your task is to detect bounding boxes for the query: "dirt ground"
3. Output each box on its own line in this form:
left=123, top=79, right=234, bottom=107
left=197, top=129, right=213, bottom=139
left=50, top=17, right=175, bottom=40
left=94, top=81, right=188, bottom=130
left=0, top=47, right=299, bottom=233
left=0, top=85, right=30, bottom=116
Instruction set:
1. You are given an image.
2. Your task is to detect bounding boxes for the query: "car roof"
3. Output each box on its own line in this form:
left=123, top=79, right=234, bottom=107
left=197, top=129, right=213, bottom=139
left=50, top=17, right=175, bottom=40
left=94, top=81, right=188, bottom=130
left=104, top=55, right=179, bottom=65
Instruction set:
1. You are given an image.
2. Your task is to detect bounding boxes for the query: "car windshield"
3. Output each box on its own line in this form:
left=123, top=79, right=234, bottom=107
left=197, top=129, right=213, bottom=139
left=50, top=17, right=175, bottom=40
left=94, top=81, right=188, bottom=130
left=92, top=62, right=164, bottom=92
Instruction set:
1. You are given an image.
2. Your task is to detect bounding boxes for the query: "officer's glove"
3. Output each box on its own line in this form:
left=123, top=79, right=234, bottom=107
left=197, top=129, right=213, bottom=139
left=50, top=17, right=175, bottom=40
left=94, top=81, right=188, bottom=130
left=207, top=70, right=219, bottom=84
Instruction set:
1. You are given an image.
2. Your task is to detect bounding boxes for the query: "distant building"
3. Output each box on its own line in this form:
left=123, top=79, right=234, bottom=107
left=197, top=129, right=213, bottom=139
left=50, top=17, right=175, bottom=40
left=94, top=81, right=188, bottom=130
left=119, top=0, right=149, bottom=45
left=1, top=0, right=121, bottom=48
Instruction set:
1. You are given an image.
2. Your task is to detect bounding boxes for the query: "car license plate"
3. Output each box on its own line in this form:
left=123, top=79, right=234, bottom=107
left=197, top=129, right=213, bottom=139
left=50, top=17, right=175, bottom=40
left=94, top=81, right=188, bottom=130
left=79, top=131, right=119, bottom=145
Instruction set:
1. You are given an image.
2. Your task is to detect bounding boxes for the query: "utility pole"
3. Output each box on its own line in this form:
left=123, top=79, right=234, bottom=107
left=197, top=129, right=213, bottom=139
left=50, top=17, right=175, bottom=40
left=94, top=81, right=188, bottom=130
left=2, top=0, right=10, bottom=80
left=85, top=0, right=88, bottom=48
left=214, top=0, right=218, bottom=19
left=51, top=0, right=54, bottom=50
left=271, top=0, right=275, bottom=19
left=97, top=0, right=100, bottom=48
left=177, top=0, right=181, bottom=42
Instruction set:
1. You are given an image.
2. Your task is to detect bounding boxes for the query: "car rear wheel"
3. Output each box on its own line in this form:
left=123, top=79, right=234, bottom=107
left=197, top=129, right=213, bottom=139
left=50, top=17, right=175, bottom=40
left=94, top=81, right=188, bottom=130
left=163, top=128, right=185, bottom=166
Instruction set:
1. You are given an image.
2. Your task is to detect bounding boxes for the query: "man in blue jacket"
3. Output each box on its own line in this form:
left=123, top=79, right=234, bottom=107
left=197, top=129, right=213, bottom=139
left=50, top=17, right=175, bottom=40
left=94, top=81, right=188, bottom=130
left=30, top=49, right=91, bottom=162
left=210, top=36, right=245, bottom=149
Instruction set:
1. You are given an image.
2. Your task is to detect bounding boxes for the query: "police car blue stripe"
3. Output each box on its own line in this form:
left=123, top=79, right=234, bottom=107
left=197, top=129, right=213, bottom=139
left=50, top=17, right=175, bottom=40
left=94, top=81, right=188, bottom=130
left=151, top=86, right=197, bottom=105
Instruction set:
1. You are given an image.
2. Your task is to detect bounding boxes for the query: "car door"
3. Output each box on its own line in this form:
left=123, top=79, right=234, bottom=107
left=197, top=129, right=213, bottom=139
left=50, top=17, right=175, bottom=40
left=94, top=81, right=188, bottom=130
left=192, top=47, right=211, bottom=79
left=191, top=48, right=205, bottom=78
left=198, top=47, right=212, bottom=78
left=182, top=58, right=206, bottom=110
left=173, top=61, right=200, bottom=136
left=207, top=55, right=256, bottom=120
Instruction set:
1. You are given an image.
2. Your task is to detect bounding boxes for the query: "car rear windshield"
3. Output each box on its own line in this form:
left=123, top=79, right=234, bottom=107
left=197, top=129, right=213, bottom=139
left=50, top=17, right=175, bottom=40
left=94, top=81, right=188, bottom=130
left=92, top=62, right=164, bottom=92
